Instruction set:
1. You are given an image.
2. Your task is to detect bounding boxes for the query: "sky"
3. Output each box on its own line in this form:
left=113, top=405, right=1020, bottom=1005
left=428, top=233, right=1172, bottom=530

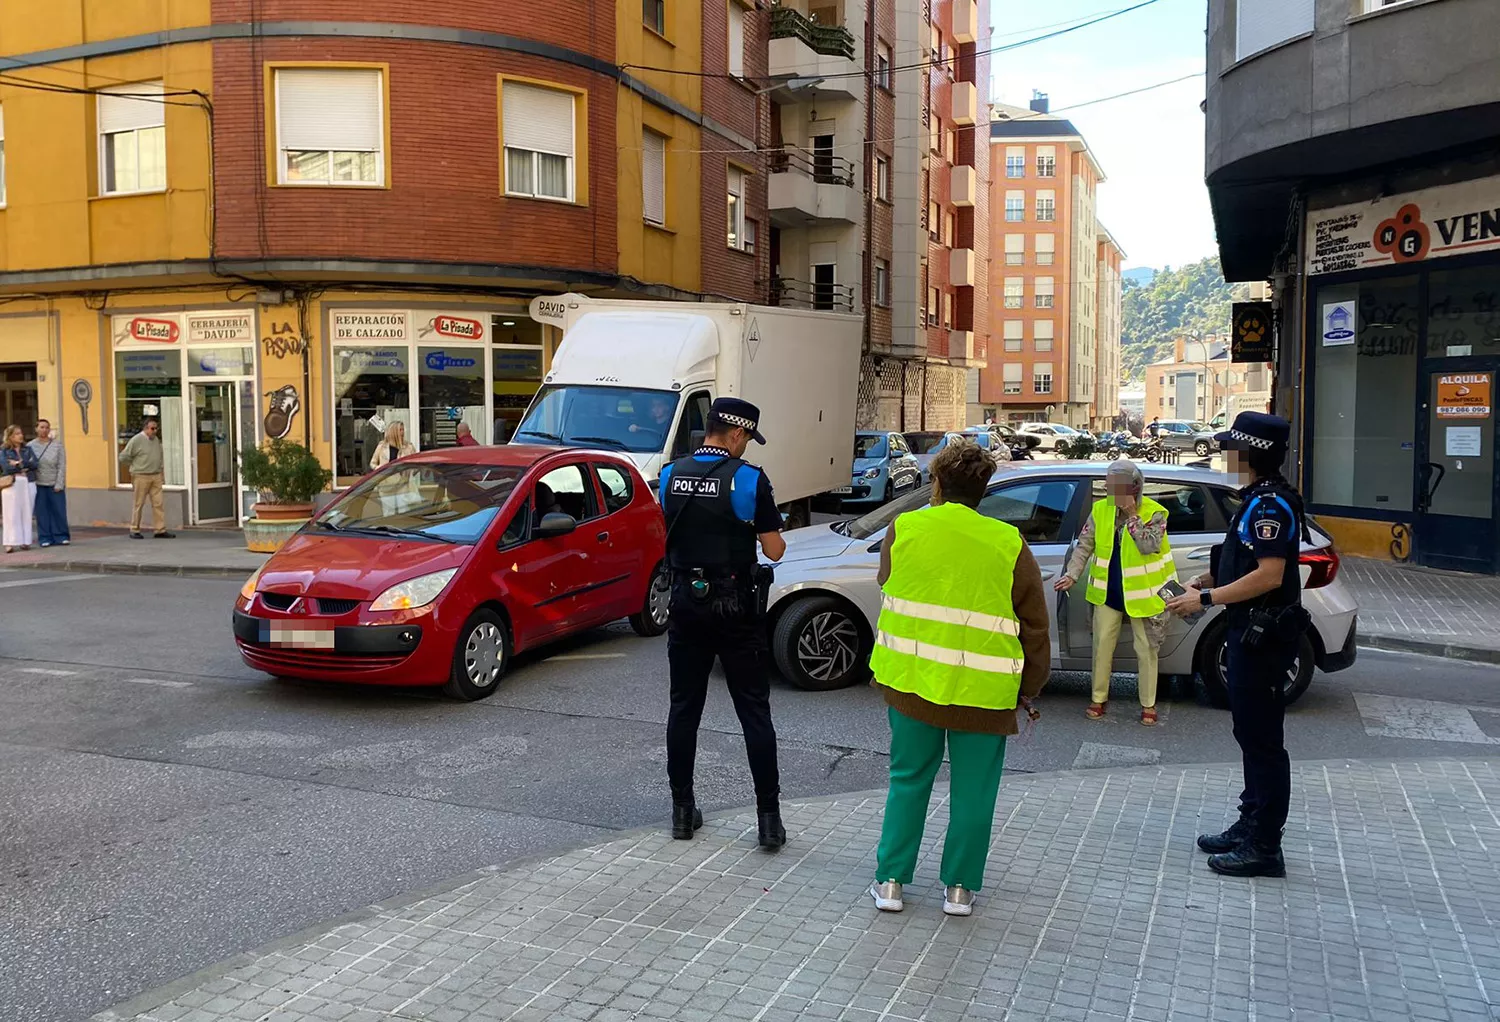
left=988, top=0, right=1214, bottom=272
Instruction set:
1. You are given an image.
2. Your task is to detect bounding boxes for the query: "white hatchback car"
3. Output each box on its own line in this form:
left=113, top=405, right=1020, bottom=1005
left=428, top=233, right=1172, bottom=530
left=1019, top=422, right=1084, bottom=452
left=766, top=463, right=1358, bottom=706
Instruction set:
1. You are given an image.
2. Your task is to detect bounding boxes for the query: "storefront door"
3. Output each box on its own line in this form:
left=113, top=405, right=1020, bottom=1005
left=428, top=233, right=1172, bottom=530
left=191, top=383, right=239, bottom=524
left=1415, top=363, right=1498, bottom=572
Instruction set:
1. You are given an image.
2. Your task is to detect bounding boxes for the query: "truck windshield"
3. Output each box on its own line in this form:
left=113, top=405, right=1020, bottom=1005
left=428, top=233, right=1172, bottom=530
left=513, top=385, right=679, bottom=454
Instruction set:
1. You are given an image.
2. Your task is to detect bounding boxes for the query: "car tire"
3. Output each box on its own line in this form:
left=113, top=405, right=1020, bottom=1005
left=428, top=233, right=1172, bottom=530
left=1195, top=617, right=1316, bottom=709
left=773, top=596, right=871, bottom=691
left=445, top=608, right=510, bottom=701
left=883, top=482, right=894, bottom=504
left=629, top=562, right=671, bottom=638
left=1195, top=440, right=1211, bottom=457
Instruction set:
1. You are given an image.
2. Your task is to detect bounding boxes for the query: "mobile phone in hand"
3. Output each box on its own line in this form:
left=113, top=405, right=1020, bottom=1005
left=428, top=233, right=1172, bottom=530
left=1159, top=579, right=1206, bottom=624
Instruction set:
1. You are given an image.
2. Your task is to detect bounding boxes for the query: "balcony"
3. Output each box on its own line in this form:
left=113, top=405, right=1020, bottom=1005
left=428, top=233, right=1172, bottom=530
left=767, top=145, right=861, bottom=227
left=950, top=165, right=976, bottom=207
left=770, top=275, right=856, bottom=313
left=950, top=247, right=976, bottom=288
left=952, top=0, right=979, bottom=44
left=768, top=6, right=861, bottom=103
left=951, top=81, right=977, bottom=126
left=949, top=330, right=984, bottom=368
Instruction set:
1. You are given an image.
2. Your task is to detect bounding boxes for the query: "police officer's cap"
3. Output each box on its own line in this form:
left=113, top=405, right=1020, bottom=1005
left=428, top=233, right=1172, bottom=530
left=1215, top=411, right=1290, bottom=453
left=709, top=397, right=766, bottom=444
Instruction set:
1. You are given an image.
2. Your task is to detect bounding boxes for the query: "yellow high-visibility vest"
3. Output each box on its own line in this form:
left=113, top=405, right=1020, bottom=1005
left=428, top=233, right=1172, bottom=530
left=1086, top=496, right=1175, bottom=618
left=869, top=502, right=1025, bottom=711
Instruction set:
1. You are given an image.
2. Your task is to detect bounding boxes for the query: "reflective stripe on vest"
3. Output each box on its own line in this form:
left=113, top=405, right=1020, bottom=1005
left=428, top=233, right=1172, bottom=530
left=1085, top=497, right=1175, bottom=617
left=868, top=502, right=1025, bottom=711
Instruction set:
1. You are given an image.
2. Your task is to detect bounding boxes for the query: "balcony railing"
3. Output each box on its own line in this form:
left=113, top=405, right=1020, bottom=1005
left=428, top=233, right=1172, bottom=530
left=767, top=144, right=856, bottom=187
left=769, top=5, right=855, bottom=60
left=770, top=276, right=856, bottom=313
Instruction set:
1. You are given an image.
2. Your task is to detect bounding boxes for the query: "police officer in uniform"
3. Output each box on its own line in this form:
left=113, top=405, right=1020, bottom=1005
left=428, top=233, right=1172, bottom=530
left=1166, top=411, right=1306, bottom=878
left=658, top=398, right=788, bottom=849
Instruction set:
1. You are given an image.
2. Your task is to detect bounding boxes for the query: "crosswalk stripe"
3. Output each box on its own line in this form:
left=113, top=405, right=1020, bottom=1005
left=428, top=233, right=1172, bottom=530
left=122, top=678, right=193, bottom=688
left=17, top=667, right=78, bottom=676
left=0, top=574, right=103, bottom=590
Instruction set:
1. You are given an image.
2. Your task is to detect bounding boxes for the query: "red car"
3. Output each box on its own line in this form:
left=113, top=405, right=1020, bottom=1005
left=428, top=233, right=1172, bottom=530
left=233, top=445, right=668, bottom=700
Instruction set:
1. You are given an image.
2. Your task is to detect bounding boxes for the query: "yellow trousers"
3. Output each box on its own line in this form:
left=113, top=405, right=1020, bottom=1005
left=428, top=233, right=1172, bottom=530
left=1092, top=604, right=1159, bottom=708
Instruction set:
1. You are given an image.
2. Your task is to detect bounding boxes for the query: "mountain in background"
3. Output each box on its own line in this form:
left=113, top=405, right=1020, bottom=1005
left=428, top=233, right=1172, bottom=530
left=1122, top=267, right=1157, bottom=286
left=1120, top=256, right=1252, bottom=382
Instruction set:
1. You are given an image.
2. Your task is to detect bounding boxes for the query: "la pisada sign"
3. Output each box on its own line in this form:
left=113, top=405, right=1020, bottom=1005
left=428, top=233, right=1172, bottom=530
left=423, top=350, right=479, bottom=373
left=1308, top=174, right=1500, bottom=275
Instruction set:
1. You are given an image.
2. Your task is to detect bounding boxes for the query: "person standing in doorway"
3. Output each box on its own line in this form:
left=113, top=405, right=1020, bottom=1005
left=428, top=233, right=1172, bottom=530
left=454, top=423, right=480, bottom=447
left=27, top=419, right=70, bottom=547
left=119, top=419, right=174, bottom=539
left=1, top=424, right=38, bottom=552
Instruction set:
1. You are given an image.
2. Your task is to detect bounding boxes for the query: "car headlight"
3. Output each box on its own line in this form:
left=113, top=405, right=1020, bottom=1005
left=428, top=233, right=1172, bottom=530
left=863, top=467, right=882, bottom=479
left=370, top=568, right=458, bottom=612
left=239, top=564, right=265, bottom=601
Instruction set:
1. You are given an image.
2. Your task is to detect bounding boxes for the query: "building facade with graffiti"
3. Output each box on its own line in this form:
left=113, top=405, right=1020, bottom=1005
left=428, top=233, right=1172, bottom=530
left=0, top=0, right=769, bottom=527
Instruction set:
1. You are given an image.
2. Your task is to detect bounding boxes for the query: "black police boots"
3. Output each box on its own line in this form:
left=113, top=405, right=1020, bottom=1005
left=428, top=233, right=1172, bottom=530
left=1196, top=817, right=1253, bottom=854
left=1208, top=840, right=1286, bottom=878
left=671, top=788, right=703, bottom=840
left=757, top=809, right=786, bottom=850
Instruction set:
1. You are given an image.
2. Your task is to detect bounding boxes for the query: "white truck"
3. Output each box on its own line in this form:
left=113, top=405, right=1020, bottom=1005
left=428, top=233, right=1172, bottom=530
left=517, top=294, right=862, bottom=527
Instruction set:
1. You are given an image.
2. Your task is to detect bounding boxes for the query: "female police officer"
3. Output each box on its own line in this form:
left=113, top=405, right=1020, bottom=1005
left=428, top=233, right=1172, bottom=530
left=1166, top=411, right=1307, bottom=879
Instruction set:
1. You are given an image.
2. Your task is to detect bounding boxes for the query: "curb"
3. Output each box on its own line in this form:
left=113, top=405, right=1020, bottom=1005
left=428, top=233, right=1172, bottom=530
left=1359, top=633, right=1500, bottom=665
left=9, top=558, right=261, bottom=580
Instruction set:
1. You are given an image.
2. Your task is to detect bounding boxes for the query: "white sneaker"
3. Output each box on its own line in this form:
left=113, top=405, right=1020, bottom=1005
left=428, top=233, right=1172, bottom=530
left=943, top=885, right=974, bottom=916
left=870, top=881, right=904, bottom=912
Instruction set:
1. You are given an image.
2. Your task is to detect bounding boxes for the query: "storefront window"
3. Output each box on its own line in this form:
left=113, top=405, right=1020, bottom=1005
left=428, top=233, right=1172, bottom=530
left=418, top=346, right=485, bottom=449
left=1311, top=276, right=1419, bottom=511
left=333, top=345, right=411, bottom=486
left=492, top=316, right=544, bottom=444
left=115, top=348, right=185, bottom=486
left=1427, top=266, right=1500, bottom=358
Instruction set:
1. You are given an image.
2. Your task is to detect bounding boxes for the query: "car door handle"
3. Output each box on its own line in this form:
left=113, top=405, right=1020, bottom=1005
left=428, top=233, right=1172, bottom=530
left=596, top=531, right=610, bottom=542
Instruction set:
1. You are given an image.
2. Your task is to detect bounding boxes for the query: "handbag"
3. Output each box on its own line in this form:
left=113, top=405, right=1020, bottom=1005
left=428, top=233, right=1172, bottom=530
left=0, top=474, right=12, bottom=491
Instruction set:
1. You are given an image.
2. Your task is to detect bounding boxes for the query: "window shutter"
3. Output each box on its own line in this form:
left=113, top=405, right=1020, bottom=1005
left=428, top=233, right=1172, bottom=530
left=1035, top=233, right=1055, bottom=254
left=1035, top=320, right=1054, bottom=340
left=1004, top=321, right=1023, bottom=340
left=1005, top=234, right=1024, bottom=255
left=642, top=131, right=666, bottom=225
left=1034, top=362, right=1053, bottom=377
left=1036, top=145, right=1055, bottom=159
left=727, top=3, right=746, bottom=77
left=503, top=81, right=576, bottom=157
left=1006, top=146, right=1023, bottom=159
left=1036, top=277, right=1055, bottom=297
left=1037, top=188, right=1055, bottom=204
left=1006, top=189, right=1023, bottom=203
left=277, top=70, right=382, bottom=151
left=1236, top=0, right=1313, bottom=60
left=98, top=81, right=165, bottom=135
left=1003, top=364, right=1022, bottom=383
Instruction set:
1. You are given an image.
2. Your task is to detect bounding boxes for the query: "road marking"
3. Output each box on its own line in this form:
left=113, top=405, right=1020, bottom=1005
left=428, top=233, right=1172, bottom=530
left=1354, top=692, right=1500, bottom=745
left=17, top=667, right=78, bottom=676
left=548, top=653, right=627, bottom=661
left=122, top=678, right=193, bottom=688
left=0, top=574, right=102, bottom=590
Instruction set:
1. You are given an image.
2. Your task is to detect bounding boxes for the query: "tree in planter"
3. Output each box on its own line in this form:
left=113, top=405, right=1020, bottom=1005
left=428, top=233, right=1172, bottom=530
left=240, top=438, right=332, bottom=510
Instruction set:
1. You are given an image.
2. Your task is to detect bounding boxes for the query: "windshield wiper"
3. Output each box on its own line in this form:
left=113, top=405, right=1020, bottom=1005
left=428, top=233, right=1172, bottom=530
left=515, top=428, right=563, bottom=444
left=314, top=519, right=345, bottom=532
left=829, top=519, right=851, bottom=536
left=566, top=435, right=629, bottom=450
left=360, top=525, right=457, bottom=544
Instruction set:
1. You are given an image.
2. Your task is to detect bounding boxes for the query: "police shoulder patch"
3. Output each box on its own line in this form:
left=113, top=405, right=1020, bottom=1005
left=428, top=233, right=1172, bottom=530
left=1254, top=518, right=1282, bottom=542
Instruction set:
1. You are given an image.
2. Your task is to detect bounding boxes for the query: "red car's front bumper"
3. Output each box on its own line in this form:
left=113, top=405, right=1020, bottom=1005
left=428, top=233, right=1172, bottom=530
left=232, top=596, right=454, bottom=686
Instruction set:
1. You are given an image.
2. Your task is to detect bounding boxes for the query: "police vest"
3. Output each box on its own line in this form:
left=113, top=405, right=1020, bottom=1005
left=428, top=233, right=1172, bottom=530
left=661, top=455, right=757, bottom=570
left=1086, top=497, right=1175, bottom=618
left=868, top=502, right=1026, bottom=711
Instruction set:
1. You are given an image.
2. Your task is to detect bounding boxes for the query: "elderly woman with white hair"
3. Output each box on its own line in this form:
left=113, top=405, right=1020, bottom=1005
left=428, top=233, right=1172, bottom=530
left=1055, top=459, right=1174, bottom=725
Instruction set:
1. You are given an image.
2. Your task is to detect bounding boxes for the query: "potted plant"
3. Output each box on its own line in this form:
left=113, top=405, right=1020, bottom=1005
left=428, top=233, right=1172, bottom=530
left=239, top=438, right=333, bottom=552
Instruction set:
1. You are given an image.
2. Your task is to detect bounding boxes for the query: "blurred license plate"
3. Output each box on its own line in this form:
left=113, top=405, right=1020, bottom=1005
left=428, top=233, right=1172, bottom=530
left=261, top=622, right=335, bottom=650
left=832, top=486, right=852, bottom=494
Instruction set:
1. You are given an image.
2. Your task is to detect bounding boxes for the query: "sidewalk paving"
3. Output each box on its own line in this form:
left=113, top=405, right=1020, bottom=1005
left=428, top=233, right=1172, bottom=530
left=1, top=527, right=265, bottom=578
left=94, top=759, right=1500, bottom=1022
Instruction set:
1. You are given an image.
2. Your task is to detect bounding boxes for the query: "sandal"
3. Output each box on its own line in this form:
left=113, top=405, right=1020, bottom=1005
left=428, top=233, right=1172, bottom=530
left=1085, top=702, right=1107, bottom=720
left=1141, top=707, right=1158, bottom=727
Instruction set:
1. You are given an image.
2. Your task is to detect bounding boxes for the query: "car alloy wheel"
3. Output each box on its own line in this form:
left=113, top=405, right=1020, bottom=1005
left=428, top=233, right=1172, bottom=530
left=648, top=569, right=670, bottom=627
left=465, top=621, right=506, bottom=688
left=797, top=610, right=862, bottom=684
left=1195, top=440, right=1211, bottom=457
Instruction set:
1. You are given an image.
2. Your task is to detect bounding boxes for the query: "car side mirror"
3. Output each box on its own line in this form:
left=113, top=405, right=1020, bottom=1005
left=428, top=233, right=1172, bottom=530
left=535, top=512, right=578, bottom=538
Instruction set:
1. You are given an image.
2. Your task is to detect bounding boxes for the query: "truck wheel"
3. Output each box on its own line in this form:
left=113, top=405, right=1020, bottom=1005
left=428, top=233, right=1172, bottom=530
left=782, top=499, right=811, bottom=531
left=628, top=562, right=671, bottom=637
left=773, top=596, right=870, bottom=691
left=1195, top=618, right=1316, bottom=709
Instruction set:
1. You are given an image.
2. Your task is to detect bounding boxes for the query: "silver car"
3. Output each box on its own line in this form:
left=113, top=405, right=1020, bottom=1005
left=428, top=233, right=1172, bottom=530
left=766, top=463, right=1358, bottom=706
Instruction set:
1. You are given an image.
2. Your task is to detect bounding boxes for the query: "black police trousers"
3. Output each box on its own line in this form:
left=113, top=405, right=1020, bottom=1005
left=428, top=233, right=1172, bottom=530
left=666, top=587, right=781, bottom=809
left=1226, top=625, right=1293, bottom=846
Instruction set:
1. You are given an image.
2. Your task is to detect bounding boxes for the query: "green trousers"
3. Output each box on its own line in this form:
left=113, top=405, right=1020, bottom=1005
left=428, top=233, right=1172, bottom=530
left=875, top=705, right=1008, bottom=891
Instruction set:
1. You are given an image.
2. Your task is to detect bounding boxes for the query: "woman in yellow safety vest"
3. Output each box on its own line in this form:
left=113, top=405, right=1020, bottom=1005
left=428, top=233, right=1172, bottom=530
left=1055, top=459, right=1174, bottom=725
left=868, top=440, right=1051, bottom=917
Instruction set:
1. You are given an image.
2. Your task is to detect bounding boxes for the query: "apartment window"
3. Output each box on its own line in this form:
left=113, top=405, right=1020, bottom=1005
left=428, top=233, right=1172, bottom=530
left=99, top=81, right=167, bottom=194
left=727, top=165, right=750, bottom=250
left=644, top=0, right=666, bottom=34
left=1003, top=363, right=1023, bottom=395
left=945, top=210, right=956, bottom=247
left=1036, top=276, right=1055, bottom=309
left=875, top=259, right=890, bottom=307
left=945, top=130, right=956, bottom=163
left=0, top=106, right=6, bottom=207
left=1362, top=0, right=1416, bottom=9
left=502, top=80, right=576, bottom=201
left=1036, top=189, right=1056, bottom=222
left=1004, top=320, right=1023, bottom=352
left=1004, top=277, right=1023, bottom=309
left=727, top=1, right=746, bottom=78
left=1035, top=320, right=1054, bottom=352
left=1005, top=190, right=1024, bottom=222
left=1004, top=234, right=1024, bottom=266
left=930, top=114, right=942, bottom=154
left=642, top=130, right=666, bottom=226
left=1035, top=233, right=1055, bottom=266
left=1036, top=145, right=1056, bottom=177
left=942, top=292, right=953, bottom=330
left=743, top=218, right=757, bottom=255
left=1237, top=0, right=1314, bottom=61
left=876, top=156, right=890, bottom=201
left=927, top=286, right=941, bottom=326
left=876, top=44, right=892, bottom=89
left=1006, top=145, right=1024, bottom=179
left=927, top=200, right=940, bottom=239
left=1034, top=363, right=1053, bottom=395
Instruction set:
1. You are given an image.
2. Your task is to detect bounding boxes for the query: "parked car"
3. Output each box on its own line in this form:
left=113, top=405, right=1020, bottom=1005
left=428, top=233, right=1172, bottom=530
left=233, top=446, right=668, bottom=700
left=985, top=422, right=1042, bottom=455
left=1019, top=422, right=1084, bottom=451
left=1149, top=419, right=1220, bottom=457
left=901, top=431, right=953, bottom=484
left=837, top=431, right=921, bottom=505
left=765, top=463, right=1357, bottom=706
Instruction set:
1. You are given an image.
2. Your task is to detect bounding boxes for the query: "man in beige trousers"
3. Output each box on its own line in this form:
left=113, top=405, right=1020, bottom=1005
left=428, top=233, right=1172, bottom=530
left=118, top=419, right=175, bottom=539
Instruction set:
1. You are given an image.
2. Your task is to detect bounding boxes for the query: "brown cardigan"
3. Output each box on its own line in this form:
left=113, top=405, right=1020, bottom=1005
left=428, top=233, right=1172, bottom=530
left=871, top=519, right=1052, bottom=736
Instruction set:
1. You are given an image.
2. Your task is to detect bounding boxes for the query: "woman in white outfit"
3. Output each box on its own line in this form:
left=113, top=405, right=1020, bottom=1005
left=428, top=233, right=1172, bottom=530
left=1, top=424, right=38, bottom=553
left=368, top=421, right=418, bottom=515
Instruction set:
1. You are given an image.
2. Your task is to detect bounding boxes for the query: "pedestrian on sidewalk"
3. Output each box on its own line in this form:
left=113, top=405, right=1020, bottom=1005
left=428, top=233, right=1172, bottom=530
left=368, top=420, right=415, bottom=471
left=454, top=423, right=480, bottom=447
left=659, top=398, right=788, bottom=850
left=1, top=424, right=38, bottom=553
left=868, top=440, right=1051, bottom=917
left=119, top=419, right=175, bottom=540
left=27, top=419, right=70, bottom=547
left=1055, top=460, right=1172, bottom=726
left=1166, top=411, right=1307, bottom=879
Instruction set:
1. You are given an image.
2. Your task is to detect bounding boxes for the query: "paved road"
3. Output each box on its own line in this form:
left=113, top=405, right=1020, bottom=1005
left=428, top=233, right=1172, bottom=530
left=3, top=568, right=1499, bottom=1022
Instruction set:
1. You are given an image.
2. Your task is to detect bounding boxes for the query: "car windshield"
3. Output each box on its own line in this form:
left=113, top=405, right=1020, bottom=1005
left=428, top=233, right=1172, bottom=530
left=903, top=433, right=946, bottom=455
left=854, top=435, right=889, bottom=459
left=1052, top=424, right=1079, bottom=435
left=1190, top=422, right=1211, bottom=432
left=845, top=483, right=934, bottom=539
left=963, top=432, right=993, bottom=448
left=513, top=385, right=678, bottom=453
left=318, top=462, right=526, bottom=544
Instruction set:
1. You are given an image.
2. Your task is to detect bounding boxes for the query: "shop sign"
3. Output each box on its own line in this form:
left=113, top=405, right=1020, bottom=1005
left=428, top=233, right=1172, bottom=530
left=333, top=311, right=410, bottom=341
left=1231, top=302, right=1274, bottom=363
left=120, top=351, right=174, bottom=377
left=114, top=314, right=181, bottom=344
left=529, top=294, right=581, bottom=327
left=1436, top=373, right=1491, bottom=419
left=194, top=348, right=252, bottom=376
left=1321, top=302, right=1357, bottom=346
left=336, top=348, right=407, bottom=374
left=418, top=312, right=488, bottom=343
left=186, top=312, right=253, bottom=344
left=494, top=348, right=543, bottom=380
left=423, top=350, right=479, bottom=373
left=1307, top=174, right=1500, bottom=275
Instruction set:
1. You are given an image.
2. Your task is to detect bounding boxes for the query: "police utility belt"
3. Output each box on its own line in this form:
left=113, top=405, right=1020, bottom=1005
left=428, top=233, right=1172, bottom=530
left=671, top=564, right=775, bottom=619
